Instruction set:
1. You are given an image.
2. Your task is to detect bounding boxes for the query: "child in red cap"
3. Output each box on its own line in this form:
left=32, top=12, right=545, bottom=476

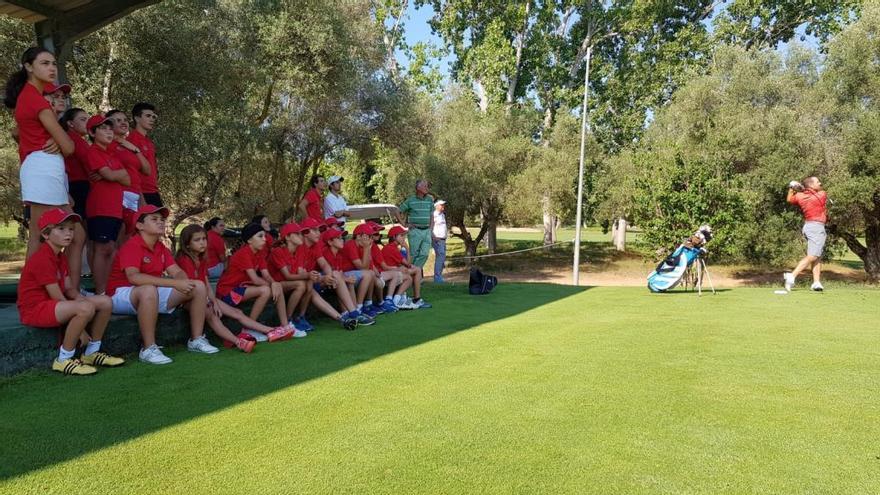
left=383, top=226, right=431, bottom=309
left=17, top=209, right=123, bottom=375
left=315, top=228, right=374, bottom=325
left=215, top=223, right=295, bottom=343
left=106, top=205, right=218, bottom=365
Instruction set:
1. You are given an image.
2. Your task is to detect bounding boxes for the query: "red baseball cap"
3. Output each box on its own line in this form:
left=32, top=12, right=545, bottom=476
left=388, top=225, right=408, bottom=238
left=300, top=218, right=321, bottom=231
left=366, top=221, right=385, bottom=233
left=321, top=228, right=343, bottom=243
left=324, top=217, right=343, bottom=227
left=353, top=224, right=373, bottom=236
left=86, top=114, right=112, bottom=133
left=38, top=208, right=81, bottom=230
left=43, top=83, right=71, bottom=95
left=135, top=204, right=170, bottom=223
left=280, top=222, right=304, bottom=237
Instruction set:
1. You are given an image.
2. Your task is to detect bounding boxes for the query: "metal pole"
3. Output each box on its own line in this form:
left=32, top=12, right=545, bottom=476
left=572, top=45, right=592, bottom=286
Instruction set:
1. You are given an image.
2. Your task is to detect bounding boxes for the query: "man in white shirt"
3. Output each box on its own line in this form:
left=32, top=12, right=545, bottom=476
left=432, top=200, right=448, bottom=283
left=323, top=175, right=350, bottom=227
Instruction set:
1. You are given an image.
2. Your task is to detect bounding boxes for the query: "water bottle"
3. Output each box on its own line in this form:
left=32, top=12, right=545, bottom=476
left=400, top=247, right=408, bottom=261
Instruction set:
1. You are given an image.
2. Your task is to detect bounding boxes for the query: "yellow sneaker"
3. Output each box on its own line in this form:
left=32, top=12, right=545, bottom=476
left=52, top=359, right=97, bottom=376
left=81, top=351, right=125, bottom=367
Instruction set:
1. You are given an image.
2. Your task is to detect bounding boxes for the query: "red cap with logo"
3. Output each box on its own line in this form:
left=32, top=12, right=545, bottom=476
left=43, top=83, right=71, bottom=95
left=38, top=208, right=81, bottom=230
left=353, top=224, right=374, bottom=236
left=300, top=218, right=321, bottom=231
left=366, top=221, right=385, bottom=233
left=321, top=228, right=343, bottom=243
left=324, top=217, right=343, bottom=227
left=388, top=225, right=408, bottom=238
left=86, top=114, right=113, bottom=133
left=280, top=222, right=303, bottom=237
left=135, top=204, right=170, bottom=223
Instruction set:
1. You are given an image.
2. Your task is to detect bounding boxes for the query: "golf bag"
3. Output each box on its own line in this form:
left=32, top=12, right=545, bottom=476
left=469, top=267, right=498, bottom=295
left=647, top=225, right=713, bottom=293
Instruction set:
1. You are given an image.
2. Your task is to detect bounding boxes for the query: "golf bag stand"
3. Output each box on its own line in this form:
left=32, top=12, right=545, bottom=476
left=695, top=255, right=716, bottom=296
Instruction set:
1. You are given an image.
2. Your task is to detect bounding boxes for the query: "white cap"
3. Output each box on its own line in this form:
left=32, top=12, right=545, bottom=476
left=328, top=175, right=344, bottom=184
left=434, top=199, right=446, bottom=206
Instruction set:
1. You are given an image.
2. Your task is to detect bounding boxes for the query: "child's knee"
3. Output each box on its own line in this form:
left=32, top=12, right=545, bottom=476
left=192, top=280, right=207, bottom=294
left=76, top=300, right=96, bottom=318
left=92, top=295, right=112, bottom=311
left=135, top=285, right=159, bottom=304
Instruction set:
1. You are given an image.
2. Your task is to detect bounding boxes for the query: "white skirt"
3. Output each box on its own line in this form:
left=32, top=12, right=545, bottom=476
left=20, top=151, right=69, bottom=206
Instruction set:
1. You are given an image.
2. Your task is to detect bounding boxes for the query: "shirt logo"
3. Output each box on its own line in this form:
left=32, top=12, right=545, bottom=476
left=143, top=256, right=152, bottom=264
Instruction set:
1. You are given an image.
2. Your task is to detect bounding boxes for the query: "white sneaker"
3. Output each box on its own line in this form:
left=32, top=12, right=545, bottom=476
left=397, top=299, right=416, bottom=310
left=139, top=345, right=172, bottom=365
left=242, top=329, right=269, bottom=342
left=811, top=281, right=824, bottom=292
left=292, top=329, right=307, bottom=338
left=783, top=272, right=795, bottom=292
left=188, top=335, right=220, bottom=354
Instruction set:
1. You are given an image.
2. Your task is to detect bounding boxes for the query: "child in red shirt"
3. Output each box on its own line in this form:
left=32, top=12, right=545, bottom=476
left=204, top=217, right=228, bottom=277
left=315, top=228, right=374, bottom=325
left=366, top=222, right=401, bottom=313
left=298, top=175, right=326, bottom=221
left=176, top=225, right=286, bottom=352
left=107, top=205, right=216, bottom=365
left=107, top=109, right=150, bottom=239
left=128, top=102, right=162, bottom=207
left=383, top=226, right=431, bottom=309
left=252, top=214, right=275, bottom=262
left=342, top=223, right=379, bottom=315
left=17, top=209, right=123, bottom=375
left=4, top=48, right=76, bottom=261
left=215, top=223, right=294, bottom=342
left=85, top=114, right=130, bottom=295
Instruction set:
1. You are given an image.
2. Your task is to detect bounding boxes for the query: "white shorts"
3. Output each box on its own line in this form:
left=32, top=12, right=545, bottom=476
left=111, top=286, right=176, bottom=315
left=20, top=151, right=69, bottom=205
left=122, top=191, right=140, bottom=210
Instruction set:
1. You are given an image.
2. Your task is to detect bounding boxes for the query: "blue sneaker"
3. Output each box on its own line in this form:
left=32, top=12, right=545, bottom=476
left=348, top=310, right=375, bottom=326
left=361, top=305, right=379, bottom=318
left=380, top=300, right=398, bottom=313
left=293, top=316, right=315, bottom=332
left=413, top=299, right=432, bottom=309
left=339, top=315, right=358, bottom=330
left=370, top=303, right=385, bottom=315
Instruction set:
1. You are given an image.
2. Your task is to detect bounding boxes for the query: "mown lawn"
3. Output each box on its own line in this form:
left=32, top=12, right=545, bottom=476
left=1, top=284, right=878, bottom=494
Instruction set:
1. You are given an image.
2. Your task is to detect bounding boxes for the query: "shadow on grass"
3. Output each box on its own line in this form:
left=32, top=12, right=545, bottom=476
left=0, top=282, right=586, bottom=481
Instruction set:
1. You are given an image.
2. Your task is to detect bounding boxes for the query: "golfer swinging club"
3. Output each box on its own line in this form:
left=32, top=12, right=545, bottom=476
left=784, top=176, right=828, bottom=292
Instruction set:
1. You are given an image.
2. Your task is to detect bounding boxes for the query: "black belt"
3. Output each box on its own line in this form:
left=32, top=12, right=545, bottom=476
left=411, top=225, right=430, bottom=230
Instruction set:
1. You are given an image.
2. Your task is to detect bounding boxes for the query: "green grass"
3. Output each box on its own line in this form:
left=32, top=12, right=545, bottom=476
left=1, top=284, right=878, bottom=494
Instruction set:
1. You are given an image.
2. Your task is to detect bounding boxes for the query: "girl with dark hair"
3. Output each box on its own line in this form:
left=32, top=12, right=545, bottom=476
left=5, top=47, right=83, bottom=286
left=203, top=217, right=228, bottom=277
left=251, top=214, right=275, bottom=260
left=298, top=175, right=326, bottom=221
left=59, top=108, right=90, bottom=219
left=176, top=224, right=284, bottom=353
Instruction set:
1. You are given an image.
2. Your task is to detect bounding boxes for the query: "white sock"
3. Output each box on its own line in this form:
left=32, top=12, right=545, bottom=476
left=393, top=295, right=401, bottom=304
left=364, top=299, right=372, bottom=307
left=357, top=303, right=363, bottom=311
left=58, top=346, right=75, bottom=361
left=84, top=340, right=101, bottom=356
left=385, top=296, right=393, bottom=302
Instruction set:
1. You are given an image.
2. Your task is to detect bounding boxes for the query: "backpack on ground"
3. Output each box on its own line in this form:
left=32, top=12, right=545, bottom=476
left=469, top=267, right=498, bottom=295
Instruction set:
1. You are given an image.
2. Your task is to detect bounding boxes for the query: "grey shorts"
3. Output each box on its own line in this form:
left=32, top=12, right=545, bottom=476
left=802, top=221, right=826, bottom=257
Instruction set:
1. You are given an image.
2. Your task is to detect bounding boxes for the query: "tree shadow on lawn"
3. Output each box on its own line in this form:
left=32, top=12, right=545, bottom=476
left=0, top=282, right=587, bottom=481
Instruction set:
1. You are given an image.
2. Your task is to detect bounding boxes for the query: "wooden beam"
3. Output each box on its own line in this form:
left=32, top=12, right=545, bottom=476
left=3, top=0, right=61, bottom=19
left=50, top=0, right=159, bottom=44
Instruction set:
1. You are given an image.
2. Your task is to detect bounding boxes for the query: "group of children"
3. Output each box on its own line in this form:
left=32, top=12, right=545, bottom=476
left=19, top=207, right=432, bottom=375
left=6, top=46, right=433, bottom=375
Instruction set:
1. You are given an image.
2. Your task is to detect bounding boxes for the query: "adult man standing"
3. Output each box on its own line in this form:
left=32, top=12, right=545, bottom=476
left=323, top=175, right=350, bottom=227
left=127, top=102, right=162, bottom=207
left=432, top=200, right=448, bottom=283
left=396, top=179, right=434, bottom=269
left=298, top=175, right=326, bottom=222
left=784, top=176, right=828, bottom=292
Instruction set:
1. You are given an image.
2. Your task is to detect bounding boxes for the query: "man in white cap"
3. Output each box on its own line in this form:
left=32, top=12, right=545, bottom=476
left=323, top=175, right=350, bottom=228
left=432, top=199, right=448, bottom=283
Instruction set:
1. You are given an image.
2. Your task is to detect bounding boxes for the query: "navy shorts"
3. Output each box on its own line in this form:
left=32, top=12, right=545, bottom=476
left=68, top=181, right=89, bottom=219
left=87, top=216, right=122, bottom=243
left=220, top=286, right=248, bottom=306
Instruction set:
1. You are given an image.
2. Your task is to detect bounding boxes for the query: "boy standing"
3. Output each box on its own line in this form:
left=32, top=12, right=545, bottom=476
left=127, top=103, right=162, bottom=207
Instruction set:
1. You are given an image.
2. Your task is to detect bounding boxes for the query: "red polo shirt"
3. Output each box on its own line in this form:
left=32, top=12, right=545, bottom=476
left=343, top=239, right=370, bottom=270
left=127, top=129, right=158, bottom=193
left=206, top=230, right=227, bottom=268
left=175, top=254, right=207, bottom=281
left=259, top=232, right=274, bottom=261
left=370, top=243, right=385, bottom=271
left=302, top=188, right=322, bottom=221
left=111, top=142, right=143, bottom=194
left=382, top=241, right=405, bottom=268
left=17, top=242, right=68, bottom=321
left=297, top=241, right=322, bottom=272
left=788, top=190, right=828, bottom=224
left=106, top=234, right=175, bottom=296
left=86, top=144, right=125, bottom=219
left=216, top=245, right=266, bottom=297
left=14, top=82, right=52, bottom=162
left=322, top=244, right=354, bottom=272
left=268, top=246, right=297, bottom=281
left=64, top=131, right=91, bottom=182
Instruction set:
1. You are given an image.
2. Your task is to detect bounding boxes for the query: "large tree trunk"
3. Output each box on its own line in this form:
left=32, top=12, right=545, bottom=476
left=475, top=78, right=490, bottom=113
left=542, top=193, right=555, bottom=246
left=833, top=221, right=880, bottom=282
left=99, top=39, right=117, bottom=111
left=505, top=0, right=531, bottom=108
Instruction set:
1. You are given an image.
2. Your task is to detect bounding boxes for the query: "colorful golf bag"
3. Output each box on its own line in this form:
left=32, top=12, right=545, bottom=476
left=647, top=245, right=705, bottom=292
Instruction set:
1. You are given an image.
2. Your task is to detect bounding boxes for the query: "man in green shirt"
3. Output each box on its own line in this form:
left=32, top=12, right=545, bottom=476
left=397, top=179, right=434, bottom=269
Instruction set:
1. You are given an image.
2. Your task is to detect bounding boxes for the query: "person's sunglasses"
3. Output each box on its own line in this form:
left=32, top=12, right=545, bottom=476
left=301, top=229, right=312, bottom=235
